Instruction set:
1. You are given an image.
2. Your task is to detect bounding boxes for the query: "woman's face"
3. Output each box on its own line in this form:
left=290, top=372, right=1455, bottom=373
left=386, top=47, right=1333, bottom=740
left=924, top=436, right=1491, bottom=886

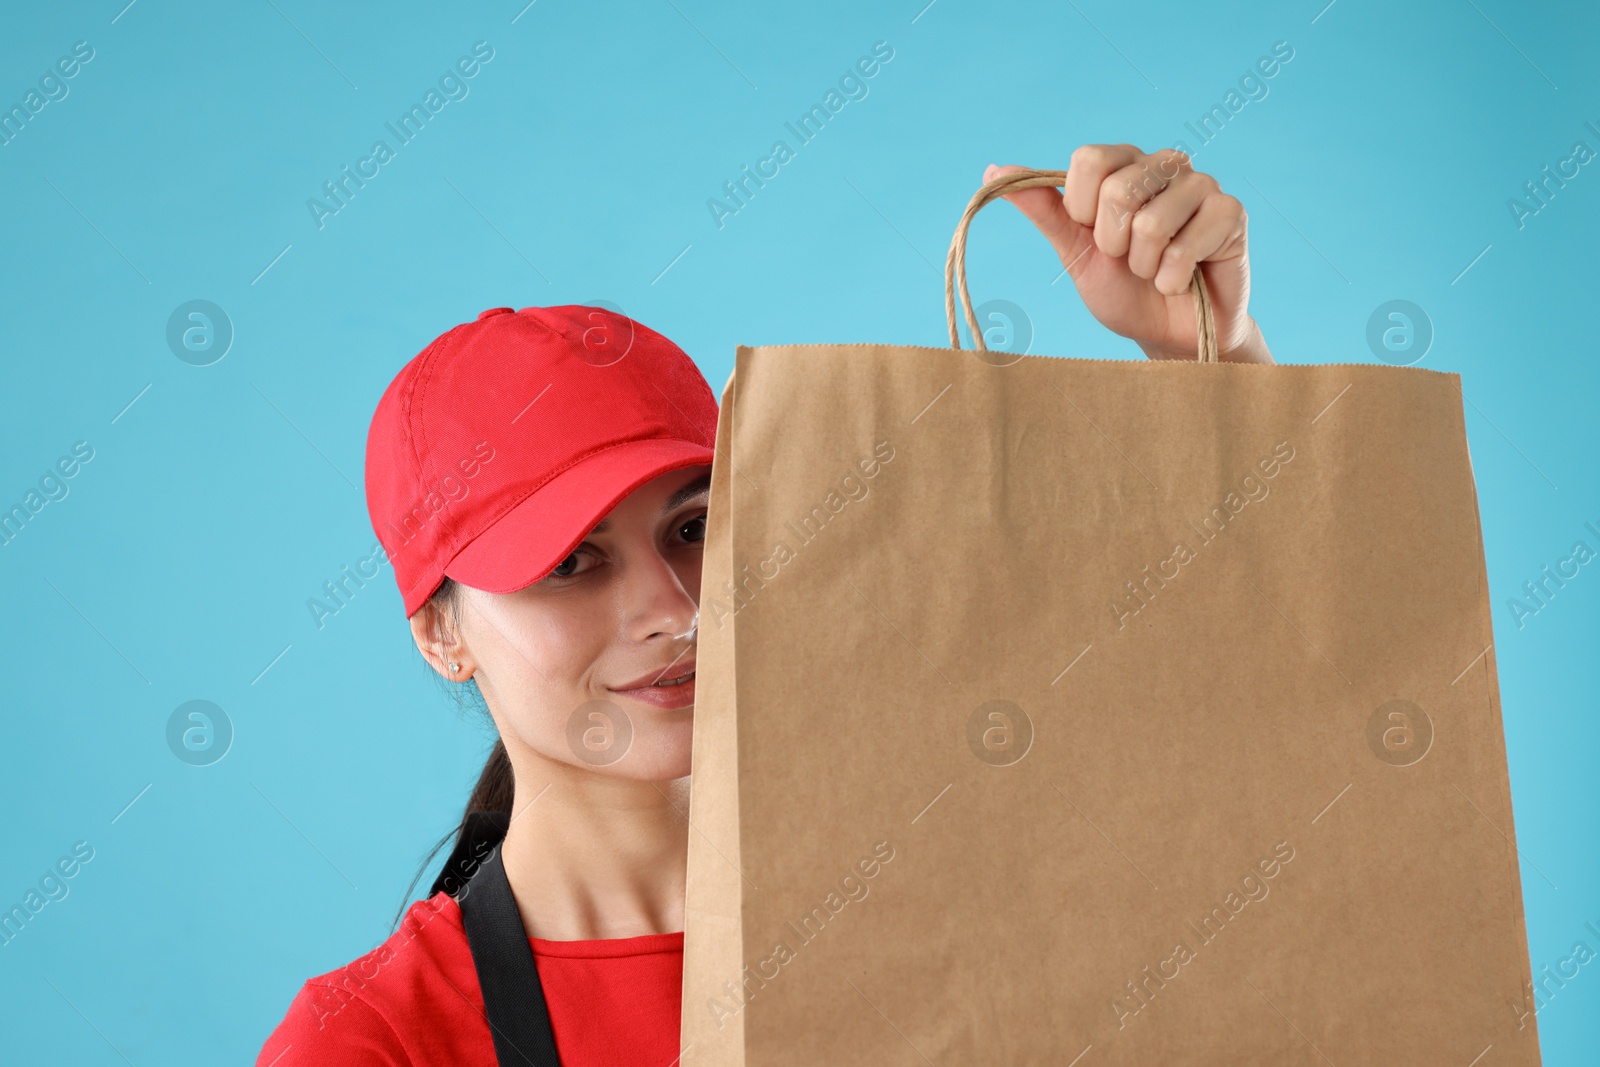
left=417, top=464, right=711, bottom=782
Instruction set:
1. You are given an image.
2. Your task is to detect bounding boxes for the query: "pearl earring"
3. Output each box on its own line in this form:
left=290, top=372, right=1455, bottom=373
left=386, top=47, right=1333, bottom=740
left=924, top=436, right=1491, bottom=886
left=450, top=662, right=460, bottom=673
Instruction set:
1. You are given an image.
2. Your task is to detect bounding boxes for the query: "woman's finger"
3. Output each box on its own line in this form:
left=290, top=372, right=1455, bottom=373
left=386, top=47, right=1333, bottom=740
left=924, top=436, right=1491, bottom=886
left=1121, top=170, right=1213, bottom=282
left=1153, top=191, right=1248, bottom=297
left=1090, top=149, right=1196, bottom=259
left=1062, top=143, right=1144, bottom=229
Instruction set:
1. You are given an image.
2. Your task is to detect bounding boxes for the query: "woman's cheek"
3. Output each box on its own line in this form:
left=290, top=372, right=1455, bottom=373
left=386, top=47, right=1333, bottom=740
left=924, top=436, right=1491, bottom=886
left=486, top=595, right=614, bottom=751
left=523, top=602, right=613, bottom=700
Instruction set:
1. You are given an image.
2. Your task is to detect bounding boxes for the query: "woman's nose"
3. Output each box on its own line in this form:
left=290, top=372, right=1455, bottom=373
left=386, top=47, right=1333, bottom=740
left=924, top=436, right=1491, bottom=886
left=624, top=545, right=699, bottom=643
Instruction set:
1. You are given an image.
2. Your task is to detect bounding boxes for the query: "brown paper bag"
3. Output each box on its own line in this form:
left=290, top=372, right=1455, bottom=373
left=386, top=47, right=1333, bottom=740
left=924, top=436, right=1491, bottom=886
left=682, top=169, right=1541, bottom=1066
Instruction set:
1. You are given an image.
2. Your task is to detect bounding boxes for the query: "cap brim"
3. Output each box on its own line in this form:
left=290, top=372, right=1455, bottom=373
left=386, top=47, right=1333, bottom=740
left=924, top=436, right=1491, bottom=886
left=441, top=438, right=715, bottom=598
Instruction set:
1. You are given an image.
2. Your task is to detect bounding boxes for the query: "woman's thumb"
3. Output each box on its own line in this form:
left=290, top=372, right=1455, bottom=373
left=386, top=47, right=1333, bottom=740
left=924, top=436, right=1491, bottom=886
left=981, top=163, right=1081, bottom=255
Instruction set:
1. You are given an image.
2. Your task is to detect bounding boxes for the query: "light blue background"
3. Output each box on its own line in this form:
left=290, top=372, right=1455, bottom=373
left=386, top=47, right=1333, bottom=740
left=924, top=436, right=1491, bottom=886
left=2, top=0, right=1595, bottom=1062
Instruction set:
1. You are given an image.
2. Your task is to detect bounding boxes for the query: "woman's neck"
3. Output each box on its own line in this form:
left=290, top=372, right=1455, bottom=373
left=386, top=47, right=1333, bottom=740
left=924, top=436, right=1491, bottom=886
left=497, top=756, right=691, bottom=942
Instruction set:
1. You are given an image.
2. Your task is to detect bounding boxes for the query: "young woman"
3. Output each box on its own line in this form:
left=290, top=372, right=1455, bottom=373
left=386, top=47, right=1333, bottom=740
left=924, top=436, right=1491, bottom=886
left=256, top=147, right=1274, bottom=1067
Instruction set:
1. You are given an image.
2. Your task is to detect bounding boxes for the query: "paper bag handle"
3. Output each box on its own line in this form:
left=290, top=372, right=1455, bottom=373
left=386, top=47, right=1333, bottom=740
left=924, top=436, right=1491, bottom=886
left=944, top=167, right=1220, bottom=363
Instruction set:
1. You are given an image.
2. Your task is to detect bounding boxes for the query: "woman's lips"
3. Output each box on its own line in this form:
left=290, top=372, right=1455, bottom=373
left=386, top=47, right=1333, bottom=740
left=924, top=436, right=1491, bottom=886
left=608, top=667, right=696, bottom=710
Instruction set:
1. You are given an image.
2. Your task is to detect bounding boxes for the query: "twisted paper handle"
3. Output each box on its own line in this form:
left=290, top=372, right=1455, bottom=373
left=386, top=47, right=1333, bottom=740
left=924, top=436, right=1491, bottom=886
left=944, top=168, right=1219, bottom=363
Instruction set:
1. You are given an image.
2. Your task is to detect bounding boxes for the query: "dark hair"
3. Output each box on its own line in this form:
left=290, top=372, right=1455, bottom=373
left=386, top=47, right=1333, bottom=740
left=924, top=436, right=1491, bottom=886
left=387, top=576, right=515, bottom=933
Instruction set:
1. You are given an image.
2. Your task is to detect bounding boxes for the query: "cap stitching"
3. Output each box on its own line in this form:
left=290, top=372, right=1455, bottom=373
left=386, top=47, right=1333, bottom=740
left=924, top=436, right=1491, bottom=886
left=389, top=325, right=471, bottom=617
left=409, top=331, right=453, bottom=495
left=401, top=325, right=467, bottom=498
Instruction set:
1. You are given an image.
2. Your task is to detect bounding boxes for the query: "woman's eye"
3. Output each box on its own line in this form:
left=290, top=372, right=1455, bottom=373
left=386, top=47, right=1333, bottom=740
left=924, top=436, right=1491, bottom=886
left=548, top=550, right=594, bottom=579
left=678, top=514, right=707, bottom=544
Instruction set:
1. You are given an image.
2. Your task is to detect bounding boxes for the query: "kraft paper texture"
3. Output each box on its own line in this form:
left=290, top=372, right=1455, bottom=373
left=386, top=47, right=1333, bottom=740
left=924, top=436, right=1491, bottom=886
left=680, top=343, right=1540, bottom=1065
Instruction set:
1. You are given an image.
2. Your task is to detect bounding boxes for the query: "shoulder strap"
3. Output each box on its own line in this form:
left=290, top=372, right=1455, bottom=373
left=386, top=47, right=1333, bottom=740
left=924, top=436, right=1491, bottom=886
left=430, top=811, right=511, bottom=899
left=457, top=839, right=564, bottom=1066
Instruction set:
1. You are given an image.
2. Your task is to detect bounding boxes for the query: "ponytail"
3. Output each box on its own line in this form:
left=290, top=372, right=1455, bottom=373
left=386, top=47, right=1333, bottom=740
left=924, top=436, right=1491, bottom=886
left=464, top=736, right=515, bottom=821
left=388, top=577, right=515, bottom=933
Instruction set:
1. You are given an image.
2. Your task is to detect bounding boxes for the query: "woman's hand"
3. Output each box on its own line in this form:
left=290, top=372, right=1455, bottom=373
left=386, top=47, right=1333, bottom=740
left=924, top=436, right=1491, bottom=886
left=986, top=147, right=1273, bottom=363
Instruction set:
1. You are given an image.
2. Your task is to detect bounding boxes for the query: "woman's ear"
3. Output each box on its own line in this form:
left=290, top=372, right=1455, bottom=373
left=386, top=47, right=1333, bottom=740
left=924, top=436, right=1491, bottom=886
left=409, top=599, right=473, bottom=681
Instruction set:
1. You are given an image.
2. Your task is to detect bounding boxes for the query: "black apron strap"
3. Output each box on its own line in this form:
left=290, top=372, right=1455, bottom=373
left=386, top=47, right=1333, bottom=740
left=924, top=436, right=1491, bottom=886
left=453, top=819, right=564, bottom=1067
left=430, top=810, right=511, bottom=900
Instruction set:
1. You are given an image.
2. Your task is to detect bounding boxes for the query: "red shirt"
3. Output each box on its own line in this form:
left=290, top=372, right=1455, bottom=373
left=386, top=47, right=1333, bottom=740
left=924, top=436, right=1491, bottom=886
left=256, top=891, right=684, bottom=1066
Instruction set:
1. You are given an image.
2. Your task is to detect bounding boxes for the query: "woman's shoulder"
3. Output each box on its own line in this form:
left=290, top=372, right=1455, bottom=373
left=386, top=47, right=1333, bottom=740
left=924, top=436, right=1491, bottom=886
left=256, top=892, right=494, bottom=1067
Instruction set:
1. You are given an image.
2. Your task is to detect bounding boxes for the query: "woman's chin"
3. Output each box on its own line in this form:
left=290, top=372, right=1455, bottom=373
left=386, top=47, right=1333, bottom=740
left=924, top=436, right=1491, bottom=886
left=590, top=718, right=694, bottom=781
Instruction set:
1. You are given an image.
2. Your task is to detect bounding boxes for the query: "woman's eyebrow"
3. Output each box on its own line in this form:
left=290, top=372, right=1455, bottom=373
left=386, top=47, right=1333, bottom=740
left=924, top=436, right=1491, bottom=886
left=588, top=474, right=711, bottom=534
left=660, top=474, right=712, bottom=514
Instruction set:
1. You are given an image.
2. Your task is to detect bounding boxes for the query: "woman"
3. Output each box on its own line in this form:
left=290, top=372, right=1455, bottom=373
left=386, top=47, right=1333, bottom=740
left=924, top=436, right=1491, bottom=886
left=256, top=147, right=1274, bottom=1067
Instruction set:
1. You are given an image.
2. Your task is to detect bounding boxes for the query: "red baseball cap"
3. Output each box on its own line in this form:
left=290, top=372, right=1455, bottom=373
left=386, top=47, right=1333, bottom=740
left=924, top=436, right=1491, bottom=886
left=364, top=305, right=719, bottom=618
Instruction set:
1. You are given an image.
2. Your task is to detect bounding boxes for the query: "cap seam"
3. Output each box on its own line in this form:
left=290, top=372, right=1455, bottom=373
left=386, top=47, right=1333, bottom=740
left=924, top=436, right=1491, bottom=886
left=409, top=329, right=452, bottom=505
left=402, top=325, right=468, bottom=503
left=393, top=325, right=470, bottom=615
